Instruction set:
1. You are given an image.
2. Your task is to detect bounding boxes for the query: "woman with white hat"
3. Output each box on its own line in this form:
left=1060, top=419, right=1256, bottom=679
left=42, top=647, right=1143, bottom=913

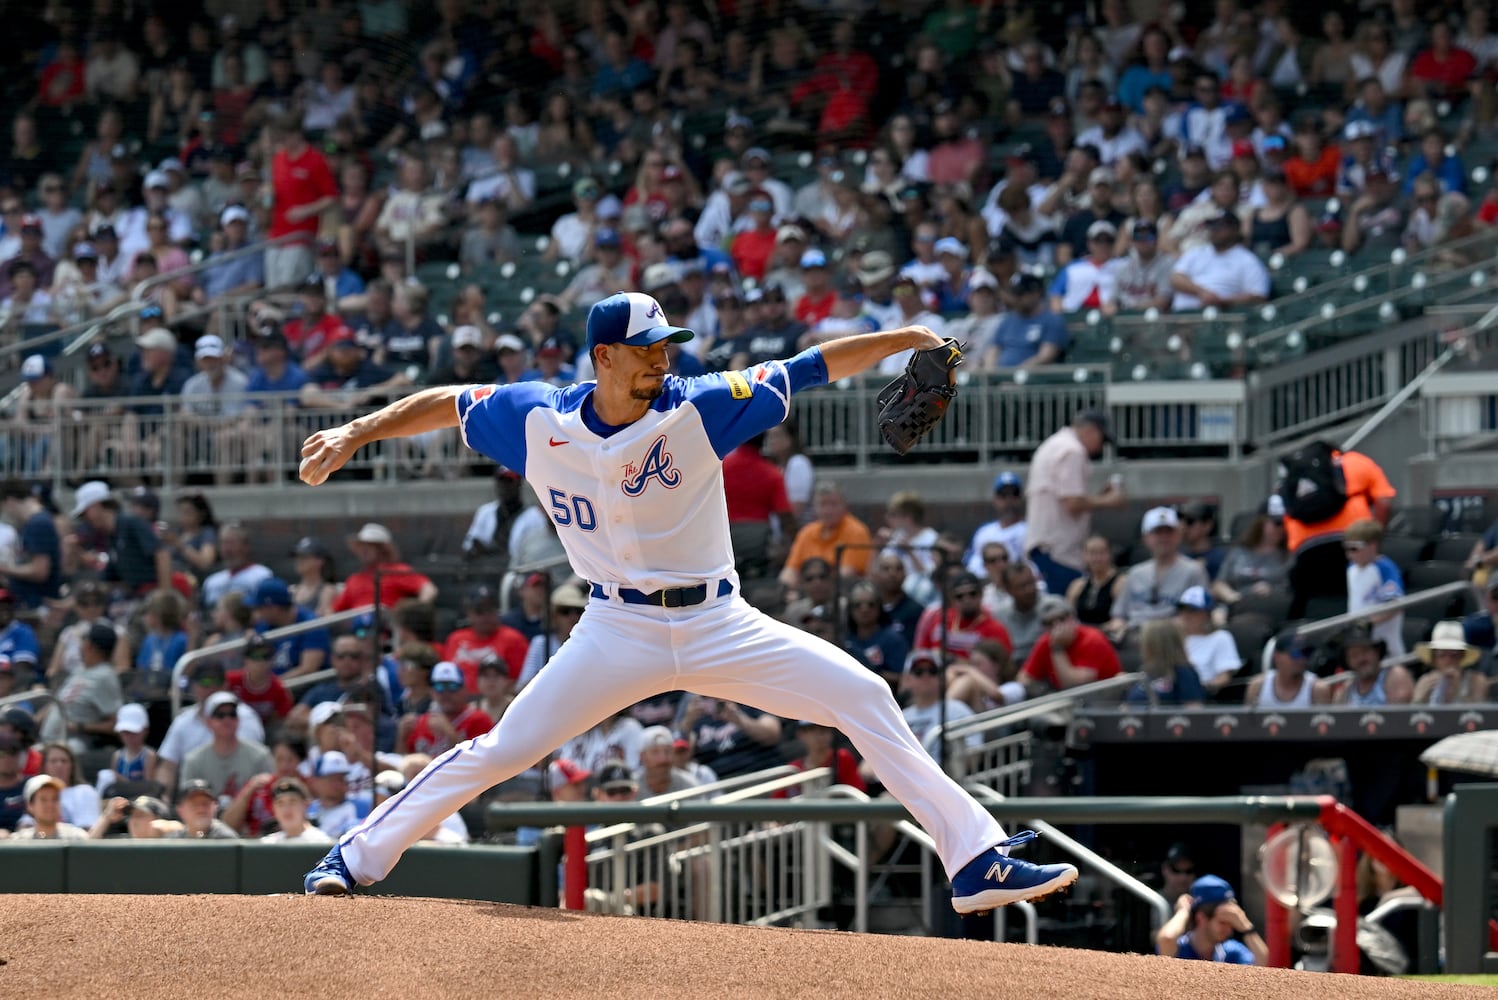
left=1412, top=621, right=1491, bottom=705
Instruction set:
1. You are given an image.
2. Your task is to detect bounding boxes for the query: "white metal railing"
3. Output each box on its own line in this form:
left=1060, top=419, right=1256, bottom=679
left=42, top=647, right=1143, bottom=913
left=129, top=233, right=303, bottom=305
left=1293, top=581, right=1473, bottom=639
left=169, top=605, right=373, bottom=713
left=582, top=767, right=833, bottom=925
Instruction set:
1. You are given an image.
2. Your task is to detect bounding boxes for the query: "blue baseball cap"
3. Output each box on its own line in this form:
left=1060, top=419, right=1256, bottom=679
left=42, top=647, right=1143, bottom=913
left=246, top=577, right=293, bottom=608
left=1190, top=875, right=1235, bottom=905
left=993, top=472, right=1022, bottom=494
left=595, top=228, right=621, bottom=248
left=585, top=292, right=694, bottom=355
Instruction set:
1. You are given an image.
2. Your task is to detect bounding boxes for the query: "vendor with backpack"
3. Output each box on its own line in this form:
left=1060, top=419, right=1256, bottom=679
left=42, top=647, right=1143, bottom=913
left=1276, top=440, right=1397, bottom=621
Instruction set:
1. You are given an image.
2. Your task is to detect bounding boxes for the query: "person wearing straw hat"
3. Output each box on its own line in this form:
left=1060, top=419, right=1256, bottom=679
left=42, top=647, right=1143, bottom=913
left=1413, top=621, right=1491, bottom=705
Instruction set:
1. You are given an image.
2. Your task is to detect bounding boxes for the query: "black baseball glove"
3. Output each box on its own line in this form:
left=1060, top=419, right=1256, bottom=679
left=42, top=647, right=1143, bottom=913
left=876, top=338, right=964, bottom=455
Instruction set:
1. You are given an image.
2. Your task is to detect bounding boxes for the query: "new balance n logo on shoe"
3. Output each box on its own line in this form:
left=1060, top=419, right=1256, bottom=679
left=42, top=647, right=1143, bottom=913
left=984, top=861, right=1014, bottom=882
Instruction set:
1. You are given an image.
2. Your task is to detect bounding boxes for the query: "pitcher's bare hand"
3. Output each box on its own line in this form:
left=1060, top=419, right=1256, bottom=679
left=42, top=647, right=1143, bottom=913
left=300, top=425, right=360, bottom=486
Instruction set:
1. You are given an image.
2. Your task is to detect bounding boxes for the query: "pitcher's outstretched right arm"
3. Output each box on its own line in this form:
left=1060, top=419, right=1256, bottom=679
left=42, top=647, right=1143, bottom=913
left=300, top=385, right=466, bottom=486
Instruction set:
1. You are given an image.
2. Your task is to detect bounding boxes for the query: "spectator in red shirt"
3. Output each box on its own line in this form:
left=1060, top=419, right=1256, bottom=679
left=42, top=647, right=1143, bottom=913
left=1409, top=23, right=1477, bottom=102
left=332, top=523, right=438, bottom=612
left=722, top=435, right=793, bottom=523
left=267, top=113, right=338, bottom=291
left=793, top=250, right=837, bottom=326
left=1021, top=597, right=1121, bottom=694
left=1283, top=118, right=1340, bottom=199
left=790, top=18, right=879, bottom=116
left=227, top=635, right=293, bottom=728
left=441, top=585, right=529, bottom=689
left=776, top=720, right=865, bottom=797
left=403, top=662, right=495, bottom=756
left=913, top=572, right=1013, bottom=660
left=730, top=191, right=778, bottom=280
left=283, top=276, right=351, bottom=371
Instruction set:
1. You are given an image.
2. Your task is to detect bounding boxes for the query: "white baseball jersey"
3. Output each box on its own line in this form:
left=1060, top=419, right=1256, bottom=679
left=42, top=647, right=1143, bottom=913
left=455, top=352, right=822, bottom=591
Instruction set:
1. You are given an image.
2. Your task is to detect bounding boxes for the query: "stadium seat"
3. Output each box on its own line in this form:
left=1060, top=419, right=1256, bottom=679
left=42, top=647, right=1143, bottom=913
left=1388, top=506, right=1442, bottom=539
left=1403, top=560, right=1469, bottom=593
left=1302, top=595, right=1348, bottom=621
left=1227, top=616, right=1274, bottom=679
left=1231, top=591, right=1291, bottom=624
left=1379, top=535, right=1429, bottom=575
left=1429, top=535, right=1481, bottom=564
left=1401, top=616, right=1432, bottom=652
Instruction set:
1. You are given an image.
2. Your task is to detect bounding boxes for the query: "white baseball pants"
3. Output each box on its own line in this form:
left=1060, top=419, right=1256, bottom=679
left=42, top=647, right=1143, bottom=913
left=338, top=595, right=1005, bottom=883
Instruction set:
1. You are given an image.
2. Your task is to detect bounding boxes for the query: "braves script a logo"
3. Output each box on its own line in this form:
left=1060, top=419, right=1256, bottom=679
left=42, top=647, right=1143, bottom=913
left=644, top=301, right=663, bottom=320
left=621, top=435, right=682, bottom=496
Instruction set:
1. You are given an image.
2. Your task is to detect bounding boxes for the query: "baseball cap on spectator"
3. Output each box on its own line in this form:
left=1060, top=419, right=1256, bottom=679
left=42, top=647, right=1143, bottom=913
left=672, top=734, right=690, bottom=750
left=243, top=634, right=275, bottom=661
left=84, top=622, right=118, bottom=656
left=596, top=762, right=637, bottom=793
left=71, top=480, right=113, bottom=518
left=1343, top=120, right=1376, bottom=141
left=143, top=171, right=170, bottom=191
left=725, top=112, right=753, bottom=131
left=1100, top=95, right=1124, bottom=112
left=1190, top=875, right=1235, bottom=905
left=904, top=650, right=940, bottom=673
left=548, top=759, right=591, bottom=788
left=194, top=334, right=225, bottom=359
left=743, top=287, right=764, bottom=304
left=452, top=325, right=484, bottom=350
left=1316, top=212, right=1343, bottom=232
left=87, top=342, right=113, bottom=363
left=572, top=178, right=601, bottom=200
left=1132, top=220, right=1158, bottom=241
left=1366, top=160, right=1399, bottom=182
left=115, top=702, right=149, bottom=734
left=661, top=164, right=683, bottom=182
left=1167, top=45, right=1194, bottom=63
left=642, top=262, right=681, bottom=291
left=1005, top=145, right=1038, bottom=168
left=640, top=726, right=674, bottom=750
left=20, top=355, right=50, bottom=381
left=1176, top=586, right=1213, bottom=611
left=354, top=523, right=394, bottom=545
left=191, top=660, right=227, bottom=686
left=291, top=536, right=330, bottom=558
left=221, top=205, right=250, bottom=226
left=800, top=248, right=827, bottom=269
left=968, top=269, right=999, bottom=291
left=129, top=795, right=171, bottom=819
left=309, top=701, right=345, bottom=730
left=1087, top=220, right=1117, bottom=241
left=993, top=471, right=1022, bottom=495
left=1223, top=104, right=1252, bottom=126
left=374, top=770, right=407, bottom=797
left=585, top=291, right=694, bottom=353
left=496, top=333, right=527, bottom=353
left=135, top=327, right=177, bottom=352
left=204, top=691, right=239, bottom=715
left=723, top=172, right=751, bottom=196
left=1011, top=272, right=1044, bottom=296
left=1047, top=97, right=1070, bottom=118
left=595, top=228, right=621, bottom=249
left=272, top=777, right=311, bottom=800
left=775, top=225, right=807, bottom=245
left=431, top=662, right=464, bottom=690
left=748, top=192, right=774, bottom=213
left=73, top=241, right=99, bottom=261
left=934, top=237, right=968, bottom=258
left=1088, top=167, right=1115, bottom=189
left=467, top=584, right=499, bottom=610
left=18, top=213, right=42, bottom=234
left=315, top=751, right=353, bottom=778
left=247, top=577, right=293, bottom=608
left=1231, top=139, right=1256, bottom=159
left=551, top=584, right=588, bottom=609
left=1274, top=627, right=1313, bottom=659
left=537, top=337, right=564, bottom=357
left=1037, top=594, right=1072, bottom=624
left=139, top=303, right=165, bottom=323
left=1141, top=507, right=1180, bottom=533
left=857, top=251, right=895, bottom=285
left=1262, top=135, right=1288, bottom=154
left=24, top=774, right=66, bottom=802
left=522, top=572, right=548, bottom=588
left=236, top=161, right=260, bottom=179
left=741, top=147, right=772, bottom=168
left=126, top=485, right=158, bottom=517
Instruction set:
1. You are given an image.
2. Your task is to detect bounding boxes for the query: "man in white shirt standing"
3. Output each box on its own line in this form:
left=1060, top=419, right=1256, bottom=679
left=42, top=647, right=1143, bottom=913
left=1025, top=410, right=1126, bottom=594
left=1169, top=212, right=1270, bottom=312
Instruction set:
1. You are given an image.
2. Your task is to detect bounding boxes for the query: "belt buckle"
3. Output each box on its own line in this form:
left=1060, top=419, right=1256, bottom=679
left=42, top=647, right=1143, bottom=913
left=657, top=589, right=669, bottom=608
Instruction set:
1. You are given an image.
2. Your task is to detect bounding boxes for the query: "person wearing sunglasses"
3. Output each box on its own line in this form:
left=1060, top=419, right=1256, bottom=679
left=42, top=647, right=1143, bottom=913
left=912, top=571, right=1013, bottom=662
left=1104, top=507, right=1208, bottom=645
left=153, top=658, right=265, bottom=796
left=1019, top=596, right=1120, bottom=697
left=1343, top=518, right=1407, bottom=658
left=406, top=662, right=493, bottom=759
left=179, top=691, right=273, bottom=807
left=516, top=584, right=589, bottom=692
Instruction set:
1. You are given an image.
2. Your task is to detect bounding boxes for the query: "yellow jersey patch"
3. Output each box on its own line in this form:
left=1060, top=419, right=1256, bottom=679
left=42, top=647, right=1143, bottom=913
left=725, top=371, right=752, bottom=400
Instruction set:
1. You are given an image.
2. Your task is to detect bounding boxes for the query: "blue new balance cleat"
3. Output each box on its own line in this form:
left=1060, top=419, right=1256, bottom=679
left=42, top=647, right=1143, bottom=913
left=304, top=843, right=354, bottom=896
left=951, top=831, right=1079, bottom=914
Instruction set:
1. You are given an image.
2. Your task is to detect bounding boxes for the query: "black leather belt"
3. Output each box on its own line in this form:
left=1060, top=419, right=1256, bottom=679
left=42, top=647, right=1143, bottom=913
left=590, top=579, right=733, bottom=607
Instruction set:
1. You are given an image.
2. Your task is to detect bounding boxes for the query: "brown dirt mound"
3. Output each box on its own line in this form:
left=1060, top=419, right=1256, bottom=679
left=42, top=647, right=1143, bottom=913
left=0, top=894, right=1487, bottom=999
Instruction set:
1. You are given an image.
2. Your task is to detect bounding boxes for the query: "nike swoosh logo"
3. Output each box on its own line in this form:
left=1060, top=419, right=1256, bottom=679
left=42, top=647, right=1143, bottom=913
left=548, top=437, right=569, bottom=447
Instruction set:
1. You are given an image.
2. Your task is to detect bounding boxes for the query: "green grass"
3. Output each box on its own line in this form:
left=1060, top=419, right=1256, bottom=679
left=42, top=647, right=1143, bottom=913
left=1403, top=974, right=1498, bottom=986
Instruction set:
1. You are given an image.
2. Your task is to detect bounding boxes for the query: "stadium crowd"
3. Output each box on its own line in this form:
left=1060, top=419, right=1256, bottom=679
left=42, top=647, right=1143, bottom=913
left=0, top=5, right=1493, bottom=954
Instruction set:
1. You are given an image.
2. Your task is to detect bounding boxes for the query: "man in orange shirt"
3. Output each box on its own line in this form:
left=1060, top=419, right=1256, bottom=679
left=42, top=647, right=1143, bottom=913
left=779, top=481, right=872, bottom=588
left=1279, top=442, right=1395, bottom=620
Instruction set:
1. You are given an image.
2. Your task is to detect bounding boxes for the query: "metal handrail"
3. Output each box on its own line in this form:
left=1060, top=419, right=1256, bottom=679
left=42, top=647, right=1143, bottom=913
left=580, top=765, right=809, bottom=842
left=0, top=690, right=59, bottom=716
left=0, top=297, right=145, bottom=360
left=169, top=605, right=374, bottom=713
left=130, top=232, right=303, bottom=304
left=968, top=783, right=1171, bottom=932
left=1294, top=581, right=1473, bottom=639
left=931, top=673, right=1144, bottom=746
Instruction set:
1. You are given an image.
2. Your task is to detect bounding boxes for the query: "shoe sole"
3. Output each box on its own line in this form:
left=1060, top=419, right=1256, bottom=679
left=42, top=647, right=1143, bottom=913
left=306, top=877, right=353, bottom=897
left=951, top=867, right=1079, bottom=915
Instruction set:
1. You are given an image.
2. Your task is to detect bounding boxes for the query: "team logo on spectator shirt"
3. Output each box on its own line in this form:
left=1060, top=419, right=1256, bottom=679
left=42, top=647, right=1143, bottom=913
left=621, top=435, right=681, bottom=496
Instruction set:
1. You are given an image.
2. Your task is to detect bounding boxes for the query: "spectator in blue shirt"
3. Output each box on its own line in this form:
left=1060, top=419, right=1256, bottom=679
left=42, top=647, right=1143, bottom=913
left=244, top=330, right=309, bottom=403
left=249, top=577, right=330, bottom=679
left=127, top=326, right=191, bottom=417
left=0, top=480, right=62, bottom=611
left=197, top=206, right=266, bottom=303
left=592, top=30, right=653, bottom=103
left=0, top=590, right=40, bottom=674
left=313, top=239, right=366, bottom=305
left=1117, top=28, right=1174, bottom=113
left=989, top=272, right=1069, bottom=368
left=1404, top=127, right=1466, bottom=196
left=1156, top=875, right=1267, bottom=965
left=135, top=589, right=189, bottom=677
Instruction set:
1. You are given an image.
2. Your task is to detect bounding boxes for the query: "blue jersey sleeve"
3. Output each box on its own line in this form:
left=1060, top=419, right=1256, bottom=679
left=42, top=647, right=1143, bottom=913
left=455, top=381, right=568, bottom=475
left=684, top=347, right=828, bottom=458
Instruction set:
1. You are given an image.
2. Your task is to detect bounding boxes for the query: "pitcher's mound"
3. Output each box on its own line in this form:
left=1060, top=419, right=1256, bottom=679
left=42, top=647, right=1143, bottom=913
left=0, top=894, right=1485, bottom=999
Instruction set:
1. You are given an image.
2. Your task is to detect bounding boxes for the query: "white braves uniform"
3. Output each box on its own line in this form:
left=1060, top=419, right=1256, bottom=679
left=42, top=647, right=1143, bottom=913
left=336, top=348, right=1005, bottom=884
